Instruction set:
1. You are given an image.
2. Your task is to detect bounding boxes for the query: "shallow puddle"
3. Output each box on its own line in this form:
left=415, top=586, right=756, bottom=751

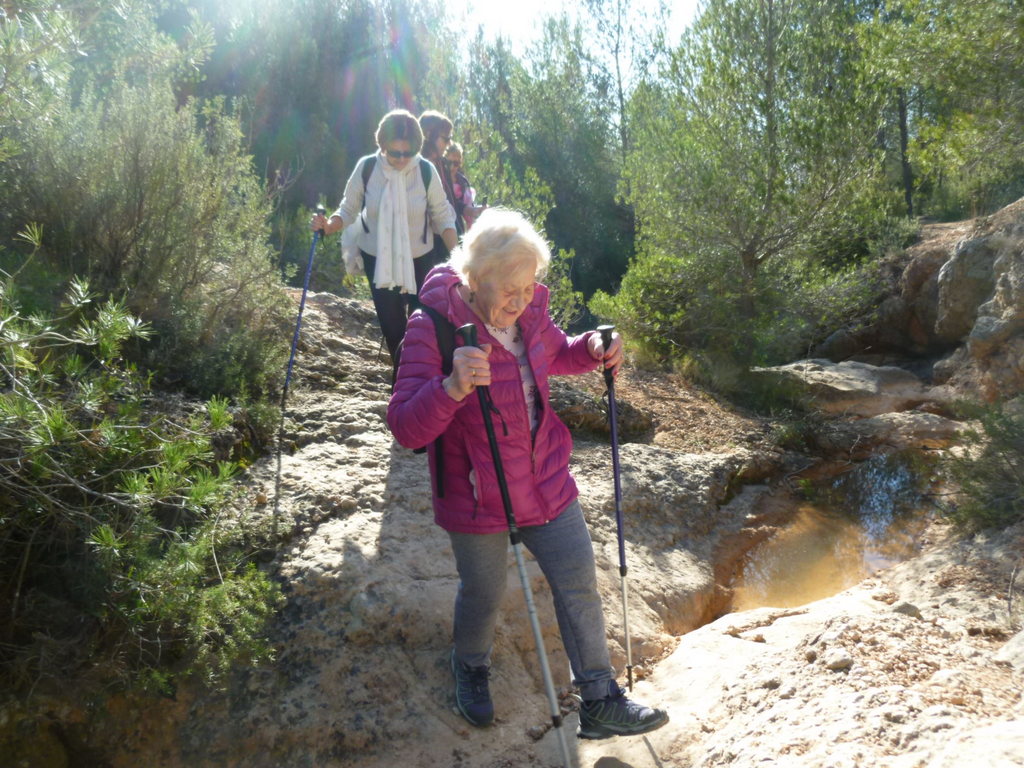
left=730, top=453, right=933, bottom=611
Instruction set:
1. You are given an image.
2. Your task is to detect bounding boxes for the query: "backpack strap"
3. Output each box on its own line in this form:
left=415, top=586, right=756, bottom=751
left=360, top=155, right=376, bottom=233
left=419, top=158, right=432, bottom=245
left=405, top=304, right=455, bottom=497
left=419, top=158, right=433, bottom=193
left=419, top=304, right=454, bottom=375
left=362, top=155, right=434, bottom=245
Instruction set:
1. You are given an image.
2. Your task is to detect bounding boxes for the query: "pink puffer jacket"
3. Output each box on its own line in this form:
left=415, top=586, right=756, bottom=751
left=387, top=265, right=600, bottom=534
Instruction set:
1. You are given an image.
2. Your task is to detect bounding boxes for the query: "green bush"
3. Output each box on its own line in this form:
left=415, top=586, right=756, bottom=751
left=589, top=247, right=701, bottom=362
left=0, top=278, right=280, bottom=694
left=590, top=242, right=886, bottom=381
left=943, top=400, right=1024, bottom=532
left=546, top=248, right=586, bottom=331
left=0, top=86, right=290, bottom=399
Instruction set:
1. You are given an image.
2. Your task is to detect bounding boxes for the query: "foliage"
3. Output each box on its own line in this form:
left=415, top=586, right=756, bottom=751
left=580, top=0, right=670, bottom=166
left=169, top=0, right=457, bottom=285
left=66, top=0, right=215, bottom=99
left=0, top=82, right=290, bottom=398
left=0, top=3, right=79, bottom=163
left=416, top=21, right=635, bottom=299
left=860, top=0, right=1024, bottom=219
left=590, top=233, right=887, bottom=374
left=0, top=279, right=280, bottom=694
left=514, top=17, right=634, bottom=297
left=943, top=400, right=1024, bottom=532
left=545, top=249, right=587, bottom=331
left=605, top=0, right=893, bottom=370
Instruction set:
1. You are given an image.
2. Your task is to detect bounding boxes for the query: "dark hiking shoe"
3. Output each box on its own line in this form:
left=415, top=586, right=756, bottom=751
left=451, top=649, right=494, bottom=727
left=576, top=684, right=669, bottom=739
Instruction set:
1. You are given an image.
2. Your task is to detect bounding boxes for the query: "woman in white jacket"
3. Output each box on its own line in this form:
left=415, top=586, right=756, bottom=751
left=313, top=109, right=457, bottom=367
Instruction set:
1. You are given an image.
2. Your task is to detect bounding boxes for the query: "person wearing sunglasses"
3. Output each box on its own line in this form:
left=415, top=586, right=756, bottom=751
left=312, top=109, right=457, bottom=371
left=419, top=110, right=464, bottom=246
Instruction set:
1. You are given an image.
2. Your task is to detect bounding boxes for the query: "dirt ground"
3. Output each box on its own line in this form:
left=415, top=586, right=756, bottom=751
left=569, top=363, right=771, bottom=452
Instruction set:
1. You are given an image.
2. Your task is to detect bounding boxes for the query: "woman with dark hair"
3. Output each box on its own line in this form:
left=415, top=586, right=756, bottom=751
left=419, top=110, right=463, bottom=241
left=445, top=141, right=485, bottom=231
left=312, top=109, right=457, bottom=367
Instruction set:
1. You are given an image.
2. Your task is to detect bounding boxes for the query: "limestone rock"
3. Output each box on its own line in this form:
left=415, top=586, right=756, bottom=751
left=847, top=411, right=962, bottom=451
left=750, top=359, right=933, bottom=417
left=934, top=236, right=998, bottom=344
left=926, top=721, right=1024, bottom=768
left=810, top=197, right=1024, bottom=403
left=548, top=377, right=654, bottom=439
left=995, top=629, right=1024, bottom=671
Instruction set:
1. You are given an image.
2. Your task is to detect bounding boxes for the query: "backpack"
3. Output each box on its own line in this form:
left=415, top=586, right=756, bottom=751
left=395, top=304, right=456, bottom=497
left=360, top=155, right=433, bottom=245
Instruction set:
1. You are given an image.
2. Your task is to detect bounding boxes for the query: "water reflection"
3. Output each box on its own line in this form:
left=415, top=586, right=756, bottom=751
left=730, top=453, right=932, bottom=611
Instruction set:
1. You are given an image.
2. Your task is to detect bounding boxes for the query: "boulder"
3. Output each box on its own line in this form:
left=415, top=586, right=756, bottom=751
left=549, top=378, right=655, bottom=440
left=995, top=629, right=1024, bottom=671
left=807, top=411, right=963, bottom=459
left=846, top=411, right=962, bottom=451
left=809, top=199, right=1024, bottom=402
left=949, top=233, right=1024, bottom=399
left=934, top=237, right=998, bottom=344
left=901, top=245, right=947, bottom=350
left=751, top=359, right=936, bottom=417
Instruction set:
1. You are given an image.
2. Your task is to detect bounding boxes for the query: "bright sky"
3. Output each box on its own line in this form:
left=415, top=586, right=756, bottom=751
left=448, top=0, right=702, bottom=57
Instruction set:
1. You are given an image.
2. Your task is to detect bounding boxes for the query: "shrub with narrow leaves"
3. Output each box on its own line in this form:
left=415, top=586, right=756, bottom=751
left=0, top=278, right=280, bottom=694
left=944, top=401, right=1024, bottom=532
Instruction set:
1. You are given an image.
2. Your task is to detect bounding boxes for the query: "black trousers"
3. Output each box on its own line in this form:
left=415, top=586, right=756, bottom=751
left=361, top=238, right=447, bottom=364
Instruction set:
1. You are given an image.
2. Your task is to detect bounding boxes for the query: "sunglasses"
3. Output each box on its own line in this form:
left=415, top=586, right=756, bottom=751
left=385, top=148, right=416, bottom=159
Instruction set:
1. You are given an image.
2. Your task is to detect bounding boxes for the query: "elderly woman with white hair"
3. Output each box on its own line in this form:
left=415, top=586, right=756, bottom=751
left=387, top=207, right=668, bottom=739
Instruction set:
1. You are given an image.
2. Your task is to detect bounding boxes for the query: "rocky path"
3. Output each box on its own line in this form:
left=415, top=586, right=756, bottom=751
left=7, top=201, right=1024, bottom=767
left=86, top=289, right=1023, bottom=768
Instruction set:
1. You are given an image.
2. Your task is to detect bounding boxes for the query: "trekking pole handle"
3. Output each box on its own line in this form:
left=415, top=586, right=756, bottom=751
left=312, top=203, right=327, bottom=231
left=598, top=324, right=616, bottom=388
left=457, top=323, right=478, bottom=348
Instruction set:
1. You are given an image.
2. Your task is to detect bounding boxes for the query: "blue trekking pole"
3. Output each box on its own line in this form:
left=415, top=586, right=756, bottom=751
left=273, top=204, right=325, bottom=538
left=282, top=204, right=326, bottom=409
left=457, top=323, right=573, bottom=768
left=598, top=324, right=633, bottom=691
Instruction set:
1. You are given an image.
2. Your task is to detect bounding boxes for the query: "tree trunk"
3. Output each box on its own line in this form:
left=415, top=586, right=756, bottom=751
left=898, top=88, right=914, bottom=217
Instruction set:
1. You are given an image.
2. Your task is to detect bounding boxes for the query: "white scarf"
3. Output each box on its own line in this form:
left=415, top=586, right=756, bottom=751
left=373, top=151, right=418, bottom=295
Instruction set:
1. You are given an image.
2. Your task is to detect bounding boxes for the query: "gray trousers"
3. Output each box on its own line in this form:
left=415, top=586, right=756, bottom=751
left=448, top=500, right=616, bottom=702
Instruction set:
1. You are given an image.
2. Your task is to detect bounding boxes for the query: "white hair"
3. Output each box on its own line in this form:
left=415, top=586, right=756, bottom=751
left=448, top=207, right=551, bottom=285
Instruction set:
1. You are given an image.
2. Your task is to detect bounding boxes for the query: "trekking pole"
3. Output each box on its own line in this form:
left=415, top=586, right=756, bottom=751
left=273, top=204, right=325, bottom=539
left=598, top=324, right=633, bottom=692
left=456, top=323, right=573, bottom=768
